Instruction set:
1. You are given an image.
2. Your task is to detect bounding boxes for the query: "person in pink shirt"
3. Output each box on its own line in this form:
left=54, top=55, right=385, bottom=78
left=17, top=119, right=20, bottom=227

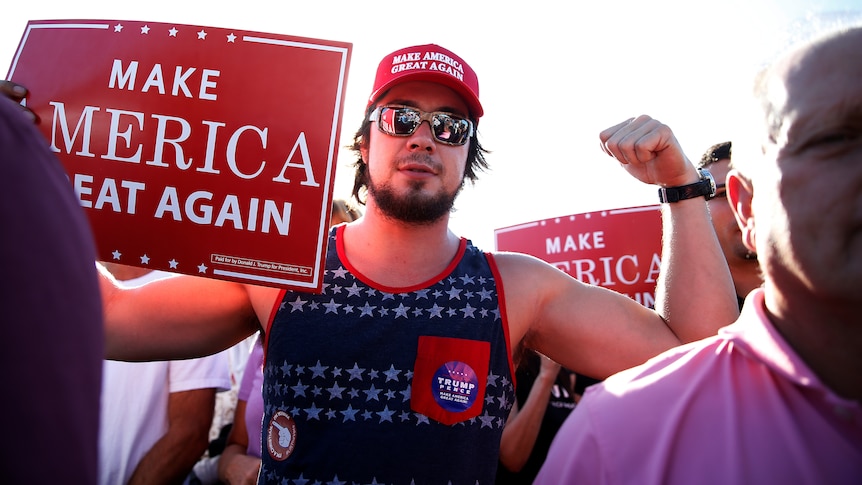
left=536, top=24, right=862, bottom=485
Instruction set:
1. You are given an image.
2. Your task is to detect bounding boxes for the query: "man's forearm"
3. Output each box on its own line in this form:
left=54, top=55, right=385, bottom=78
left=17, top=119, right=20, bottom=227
left=129, top=388, right=216, bottom=485
left=655, top=199, right=739, bottom=342
left=127, top=424, right=209, bottom=485
left=499, top=371, right=557, bottom=472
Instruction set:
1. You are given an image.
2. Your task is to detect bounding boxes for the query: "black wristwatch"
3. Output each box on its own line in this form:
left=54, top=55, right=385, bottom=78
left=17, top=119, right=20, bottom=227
left=658, top=169, right=717, bottom=203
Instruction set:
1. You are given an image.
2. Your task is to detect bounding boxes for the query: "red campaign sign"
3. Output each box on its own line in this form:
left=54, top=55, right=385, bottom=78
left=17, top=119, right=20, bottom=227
left=7, top=19, right=352, bottom=292
left=494, top=205, right=662, bottom=308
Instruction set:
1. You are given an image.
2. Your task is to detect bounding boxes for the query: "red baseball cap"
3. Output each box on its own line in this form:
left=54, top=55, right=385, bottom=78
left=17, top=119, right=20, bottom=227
left=368, top=44, right=483, bottom=119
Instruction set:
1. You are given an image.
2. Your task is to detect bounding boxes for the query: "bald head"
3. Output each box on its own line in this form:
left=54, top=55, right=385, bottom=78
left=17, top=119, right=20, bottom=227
left=726, top=25, right=862, bottom=308
left=732, top=27, right=862, bottom=177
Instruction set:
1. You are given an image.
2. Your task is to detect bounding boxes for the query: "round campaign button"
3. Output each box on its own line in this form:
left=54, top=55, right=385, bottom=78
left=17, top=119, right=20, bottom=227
left=431, top=361, right=479, bottom=412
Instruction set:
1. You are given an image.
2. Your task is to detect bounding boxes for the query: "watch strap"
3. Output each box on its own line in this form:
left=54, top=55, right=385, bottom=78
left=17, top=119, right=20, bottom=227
left=658, top=169, right=716, bottom=203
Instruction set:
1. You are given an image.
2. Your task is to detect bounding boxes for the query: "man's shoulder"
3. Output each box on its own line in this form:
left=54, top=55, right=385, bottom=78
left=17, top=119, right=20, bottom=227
left=488, top=250, right=561, bottom=276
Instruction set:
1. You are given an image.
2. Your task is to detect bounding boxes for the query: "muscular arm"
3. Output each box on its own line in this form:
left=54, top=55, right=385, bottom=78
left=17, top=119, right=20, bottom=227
left=127, top=388, right=216, bottom=485
left=504, top=117, right=737, bottom=378
left=652, top=192, right=738, bottom=341
left=99, top=265, right=271, bottom=361
left=501, top=254, right=673, bottom=379
left=498, top=357, right=560, bottom=473
left=598, top=115, right=738, bottom=341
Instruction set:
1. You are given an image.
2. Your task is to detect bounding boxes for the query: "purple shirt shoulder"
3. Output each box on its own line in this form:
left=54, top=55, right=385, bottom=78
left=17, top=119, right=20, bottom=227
left=239, top=336, right=265, bottom=458
left=0, top=97, right=104, bottom=483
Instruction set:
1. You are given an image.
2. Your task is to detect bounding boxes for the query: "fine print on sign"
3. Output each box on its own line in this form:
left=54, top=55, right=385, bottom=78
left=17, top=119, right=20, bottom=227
left=7, top=19, right=352, bottom=292
left=494, top=205, right=662, bottom=308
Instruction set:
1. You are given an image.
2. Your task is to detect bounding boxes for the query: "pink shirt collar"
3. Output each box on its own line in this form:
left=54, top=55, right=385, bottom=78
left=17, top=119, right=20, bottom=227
left=720, top=289, right=858, bottom=407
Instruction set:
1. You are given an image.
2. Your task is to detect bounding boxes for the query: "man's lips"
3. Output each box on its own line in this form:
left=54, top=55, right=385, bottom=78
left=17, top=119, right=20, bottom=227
left=399, top=162, right=437, bottom=175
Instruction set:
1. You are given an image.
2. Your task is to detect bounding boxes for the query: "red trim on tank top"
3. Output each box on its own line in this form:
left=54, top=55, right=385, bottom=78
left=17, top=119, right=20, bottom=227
left=261, top=288, right=287, bottom=366
left=334, top=224, right=468, bottom=294
left=486, top=252, right=516, bottom=389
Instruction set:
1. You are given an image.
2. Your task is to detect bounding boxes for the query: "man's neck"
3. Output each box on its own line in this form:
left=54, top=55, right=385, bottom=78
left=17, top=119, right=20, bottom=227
left=764, top=285, right=862, bottom=402
left=729, top=260, right=762, bottom=300
left=341, top=204, right=461, bottom=288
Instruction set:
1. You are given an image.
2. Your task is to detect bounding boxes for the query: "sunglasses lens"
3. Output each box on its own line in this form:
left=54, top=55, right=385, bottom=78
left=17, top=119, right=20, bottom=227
left=432, top=114, right=471, bottom=145
left=375, top=107, right=472, bottom=146
left=378, top=107, right=417, bottom=136
left=393, top=109, right=421, bottom=135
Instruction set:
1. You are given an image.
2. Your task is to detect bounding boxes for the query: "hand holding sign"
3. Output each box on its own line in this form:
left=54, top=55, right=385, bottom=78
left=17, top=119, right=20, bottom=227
left=0, top=80, right=36, bottom=121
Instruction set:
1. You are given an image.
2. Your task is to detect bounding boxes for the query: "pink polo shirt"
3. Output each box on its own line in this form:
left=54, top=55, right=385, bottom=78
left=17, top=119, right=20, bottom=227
left=536, top=289, right=862, bottom=485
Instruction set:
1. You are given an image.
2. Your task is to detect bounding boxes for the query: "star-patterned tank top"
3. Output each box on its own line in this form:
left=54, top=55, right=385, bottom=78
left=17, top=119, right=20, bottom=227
left=259, top=225, right=515, bottom=484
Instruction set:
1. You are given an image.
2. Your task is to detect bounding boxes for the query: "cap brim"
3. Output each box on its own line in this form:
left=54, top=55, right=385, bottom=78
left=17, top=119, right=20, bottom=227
left=369, top=71, right=483, bottom=119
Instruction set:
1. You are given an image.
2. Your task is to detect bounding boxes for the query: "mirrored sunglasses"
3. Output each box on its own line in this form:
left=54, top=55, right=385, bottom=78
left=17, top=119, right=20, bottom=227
left=369, top=105, right=474, bottom=146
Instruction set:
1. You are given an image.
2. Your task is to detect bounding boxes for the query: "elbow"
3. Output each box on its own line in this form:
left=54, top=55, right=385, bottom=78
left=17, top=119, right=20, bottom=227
left=497, top=442, right=528, bottom=473
left=499, top=453, right=528, bottom=473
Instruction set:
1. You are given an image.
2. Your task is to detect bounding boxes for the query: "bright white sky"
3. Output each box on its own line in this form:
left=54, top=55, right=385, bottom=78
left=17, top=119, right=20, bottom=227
left=3, top=0, right=860, bottom=250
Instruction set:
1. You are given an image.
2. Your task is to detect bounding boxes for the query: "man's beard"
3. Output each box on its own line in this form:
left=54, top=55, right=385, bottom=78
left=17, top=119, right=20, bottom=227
left=368, top=177, right=461, bottom=225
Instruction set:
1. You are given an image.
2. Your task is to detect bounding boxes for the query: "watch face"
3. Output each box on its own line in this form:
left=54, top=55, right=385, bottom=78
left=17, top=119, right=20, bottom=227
left=699, top=169, right=717, bottom=200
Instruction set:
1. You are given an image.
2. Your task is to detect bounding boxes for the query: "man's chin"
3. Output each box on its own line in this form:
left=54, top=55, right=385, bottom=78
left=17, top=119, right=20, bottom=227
left=372, top=189, right=456, bottom=224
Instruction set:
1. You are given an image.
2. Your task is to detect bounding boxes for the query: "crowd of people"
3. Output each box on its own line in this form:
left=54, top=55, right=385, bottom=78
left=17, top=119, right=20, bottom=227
left=1, top=20, right=860, bottom=485
left=98, top=263, right=231, bottom=485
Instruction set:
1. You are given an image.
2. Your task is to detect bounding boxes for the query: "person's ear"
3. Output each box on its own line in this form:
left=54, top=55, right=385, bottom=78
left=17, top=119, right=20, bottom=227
left=359, top=139, right=369, bottom=166
left=727, top=169, right=756, bottom=254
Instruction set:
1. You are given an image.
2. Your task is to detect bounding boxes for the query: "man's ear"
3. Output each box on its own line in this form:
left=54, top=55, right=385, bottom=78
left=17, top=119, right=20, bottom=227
left=359, top=140, right=369, bottom=166
left=727, top=169, right=756, bottom=254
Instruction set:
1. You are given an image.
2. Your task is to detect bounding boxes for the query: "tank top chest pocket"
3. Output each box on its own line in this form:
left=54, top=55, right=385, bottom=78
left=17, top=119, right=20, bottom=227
left=410, top=336, right=490, bottom=425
